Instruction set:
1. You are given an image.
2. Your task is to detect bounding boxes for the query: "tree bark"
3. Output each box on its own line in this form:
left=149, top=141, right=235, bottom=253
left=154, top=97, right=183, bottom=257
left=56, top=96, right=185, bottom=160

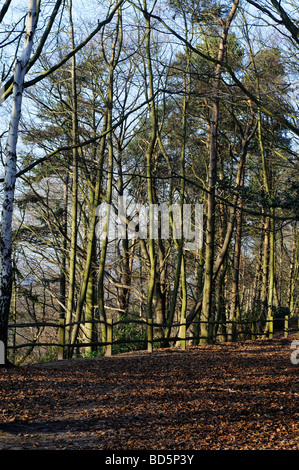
left=287, top=222, right=297, bottom=317
left=0, top=0, right=37, bottom=364
left=143, top=1, right=158, bottom=324
left=65, top=0, right=79, bottom=348
left=201, top=0, right=239, bottom=343
left=97, top=9, right=122, bottom=349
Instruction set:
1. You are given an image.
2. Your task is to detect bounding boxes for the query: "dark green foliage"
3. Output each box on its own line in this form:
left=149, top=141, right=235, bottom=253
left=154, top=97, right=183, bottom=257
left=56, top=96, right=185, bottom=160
left=112, top=316, right=145, bottom=355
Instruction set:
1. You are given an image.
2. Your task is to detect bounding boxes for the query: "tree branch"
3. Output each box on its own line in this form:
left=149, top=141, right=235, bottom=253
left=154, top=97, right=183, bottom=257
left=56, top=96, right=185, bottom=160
left=130, top=1, right=299, bottom=137
left=1, top=0, right=124, bottom=103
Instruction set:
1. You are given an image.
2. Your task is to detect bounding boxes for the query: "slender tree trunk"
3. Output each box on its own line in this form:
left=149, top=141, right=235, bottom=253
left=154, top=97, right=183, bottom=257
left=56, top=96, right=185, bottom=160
left=82, top=101, right=98, bottom=355
left=176, top=34, right=190, bottom=348
left=215, top=261, right=227, bottom=342
left=97, top=10, right=122, bottom=348
left=288, top=222, right=297, bottom=317
left=83, top=242, right=96, bottom=356
left=267, top=213, right=275, bottom=326
left=143, top=2, right=158, bottom=324
left=69, top=119, right=107, bottom=356
left=116, top=143, right=132, bottom=316
left=252, top=235, right=263, bottom=311
left=193, top=246, right=205, bottom=344
left=261, top=214, right=270, bottom=319
left=58, top=173, right=69, bottom=357
left=201, top=0, right=239, bottom=343
left=97, top=107, right=113, bottom=344
left=155, top=236, right=167, bottom=338
left=230, top=166, right=245, bottom=325
left=0, top=0, right=37, bottom=364
left=65, top=0, right=79, bottom=348
left=256, top=110, right=276, bottom=334
left=213, top=105, right=255, bottom=279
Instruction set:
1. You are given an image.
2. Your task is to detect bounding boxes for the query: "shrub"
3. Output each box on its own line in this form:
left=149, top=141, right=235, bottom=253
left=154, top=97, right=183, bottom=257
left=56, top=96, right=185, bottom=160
left=112, top=316, right=145, bottom=354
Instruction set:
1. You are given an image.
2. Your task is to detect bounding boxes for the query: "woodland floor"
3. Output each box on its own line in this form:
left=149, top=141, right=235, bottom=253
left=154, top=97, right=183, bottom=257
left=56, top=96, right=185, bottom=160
left=0, top=334, right=299, bottom=451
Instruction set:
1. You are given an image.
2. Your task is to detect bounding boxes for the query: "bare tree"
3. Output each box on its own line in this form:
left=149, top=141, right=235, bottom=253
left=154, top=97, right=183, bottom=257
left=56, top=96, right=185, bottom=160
left=0, top=0, right=38, bottom=364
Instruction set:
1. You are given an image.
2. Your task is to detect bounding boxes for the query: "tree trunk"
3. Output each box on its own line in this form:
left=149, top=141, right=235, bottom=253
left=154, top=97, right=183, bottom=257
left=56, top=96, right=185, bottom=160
left=116, top=143, right=133, bottom=317
left=261, top=214, right=270, bottom=319
left=176, top=39, right=190, bottom=348
left=83, top=245, right=96, bottom=356
left=0, top=0, right=37, bottom=364
left=69, top=122, right=107, bottom=356
left=288, top=222, right=298, bottom=317
left=143, top=1, right=158, bottom=324
left=230, top=166, right=245, bottom=325
left=201, top=0, right=239, bottom=343
left=65, top=0, right=79, bottom=348
left=97, top=9, right=122, bottom=349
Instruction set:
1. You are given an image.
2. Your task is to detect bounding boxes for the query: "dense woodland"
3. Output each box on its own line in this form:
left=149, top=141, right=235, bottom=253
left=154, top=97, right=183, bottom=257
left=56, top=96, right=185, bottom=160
left=0, top=0, right=298, bottom=364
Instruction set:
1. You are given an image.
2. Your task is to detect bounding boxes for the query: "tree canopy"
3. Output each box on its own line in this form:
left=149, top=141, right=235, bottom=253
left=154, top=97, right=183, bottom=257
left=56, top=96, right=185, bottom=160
left=0, top=0, right=298, bottom=365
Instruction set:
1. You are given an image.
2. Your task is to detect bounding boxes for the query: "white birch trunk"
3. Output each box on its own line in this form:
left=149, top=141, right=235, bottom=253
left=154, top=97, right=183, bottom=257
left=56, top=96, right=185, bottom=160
left=0, top=0, right=37, bottom=356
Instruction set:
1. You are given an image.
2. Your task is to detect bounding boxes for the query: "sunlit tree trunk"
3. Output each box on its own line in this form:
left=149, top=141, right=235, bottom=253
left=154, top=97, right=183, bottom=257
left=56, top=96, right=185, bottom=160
left=230, top=179, right=244, bottom=323
left=116, top=141, right=133, bottom=316
left=176, top=19, right=190, bottom=347
left=98, top=9, right=122, bottom=348
left=257, top=110, right=275, bottom=333
left=143, top=1, right=158, bottom=324
left=201, top=0, right=239, bottom=344
left=0, top=0, right=37, bottom=364
left=288, top=222, right=298, bottom=317
left=65, top=0, right=79, bottom=348
left=69, top=119, right=107, bottom=357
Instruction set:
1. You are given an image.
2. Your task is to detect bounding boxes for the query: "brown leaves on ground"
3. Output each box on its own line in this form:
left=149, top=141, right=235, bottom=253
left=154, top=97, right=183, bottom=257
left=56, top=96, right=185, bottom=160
left=0, top=335, right=298, bottom=450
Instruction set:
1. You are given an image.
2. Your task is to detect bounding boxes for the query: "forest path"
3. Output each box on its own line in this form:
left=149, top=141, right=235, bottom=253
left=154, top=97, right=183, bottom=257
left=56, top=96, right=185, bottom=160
left=0, top=335, right=298, bottom=450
